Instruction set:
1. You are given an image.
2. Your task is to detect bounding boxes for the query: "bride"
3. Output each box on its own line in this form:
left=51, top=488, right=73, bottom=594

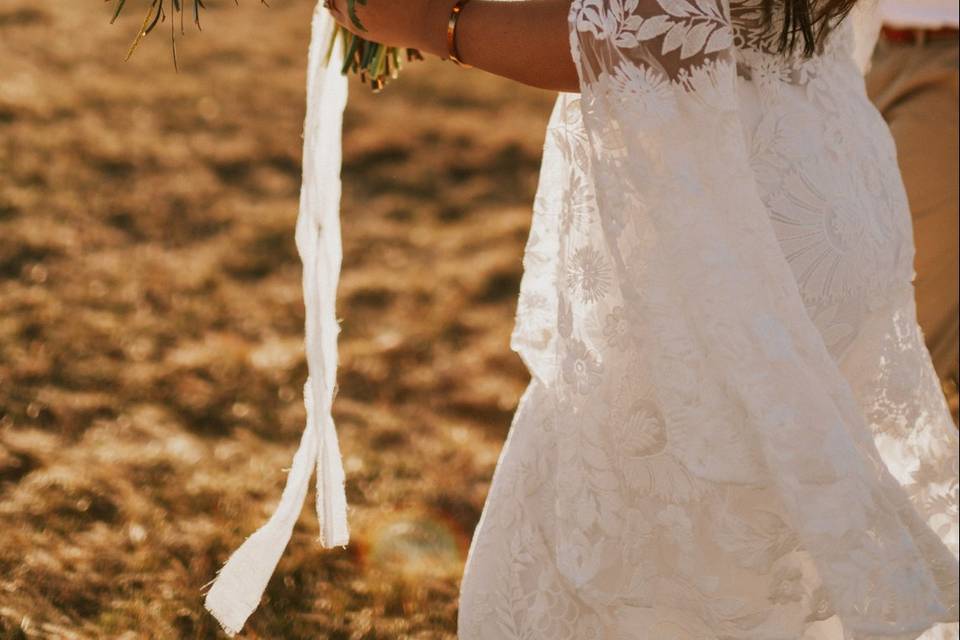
left=205, top=0, right=960, bottom=637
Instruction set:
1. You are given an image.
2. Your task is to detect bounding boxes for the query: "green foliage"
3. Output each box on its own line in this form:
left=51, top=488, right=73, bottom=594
left=328, top=24, right=423, bottom=92
left=108, top=0, right=423, bottom=89
left=108, top=0, right=255, bottom=69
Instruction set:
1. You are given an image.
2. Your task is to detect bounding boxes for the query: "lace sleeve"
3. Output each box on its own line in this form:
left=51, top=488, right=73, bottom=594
left=563, top=0, right=958, bottom=635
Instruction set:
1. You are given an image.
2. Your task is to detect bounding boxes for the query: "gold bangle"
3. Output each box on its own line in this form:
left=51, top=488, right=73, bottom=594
left=446, top=0, right=472, bottom=68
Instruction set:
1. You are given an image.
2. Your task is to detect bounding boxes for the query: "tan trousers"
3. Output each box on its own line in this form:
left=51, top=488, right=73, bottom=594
left=866, top=36, right=960, bottom=406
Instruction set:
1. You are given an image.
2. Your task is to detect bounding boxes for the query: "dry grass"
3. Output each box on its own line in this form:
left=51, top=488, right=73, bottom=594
left=0, top=1, right=556, bottom=637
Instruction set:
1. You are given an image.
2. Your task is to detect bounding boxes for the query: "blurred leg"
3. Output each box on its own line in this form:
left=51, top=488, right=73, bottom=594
left=867, top=38, right=960, bottom=420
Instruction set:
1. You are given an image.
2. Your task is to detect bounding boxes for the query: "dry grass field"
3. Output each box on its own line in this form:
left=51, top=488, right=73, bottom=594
left=0, top=1, right=556, bottom=637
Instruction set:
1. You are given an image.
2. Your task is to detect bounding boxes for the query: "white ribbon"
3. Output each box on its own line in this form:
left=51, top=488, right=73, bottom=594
left=203, top=5, right=350, bottom=636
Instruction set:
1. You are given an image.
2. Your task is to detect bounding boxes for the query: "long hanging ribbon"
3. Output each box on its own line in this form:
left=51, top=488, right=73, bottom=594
left=203, top=5, right=350, bottom=636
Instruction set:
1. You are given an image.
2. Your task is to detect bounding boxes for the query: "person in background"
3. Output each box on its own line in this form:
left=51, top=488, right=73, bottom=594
left=866, top=0, right=959, bottom=423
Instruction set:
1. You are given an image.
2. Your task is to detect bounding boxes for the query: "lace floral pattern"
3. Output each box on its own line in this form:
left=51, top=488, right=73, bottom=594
left=458, top=0, right=959, bottom=637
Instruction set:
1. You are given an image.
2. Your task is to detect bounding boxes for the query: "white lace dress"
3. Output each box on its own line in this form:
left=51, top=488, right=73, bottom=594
left=456, top=0, right=960, bottom=638
left=203, top=1, right=959, bottom=637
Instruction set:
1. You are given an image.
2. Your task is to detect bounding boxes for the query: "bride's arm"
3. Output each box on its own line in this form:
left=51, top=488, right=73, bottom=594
left=326, top=0, right=581, bottom=93
left=425, top=0, right=580, bottom=92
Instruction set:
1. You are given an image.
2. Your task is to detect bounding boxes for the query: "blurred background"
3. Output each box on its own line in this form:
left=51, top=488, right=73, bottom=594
left=0, top=0, right=556, bottom=636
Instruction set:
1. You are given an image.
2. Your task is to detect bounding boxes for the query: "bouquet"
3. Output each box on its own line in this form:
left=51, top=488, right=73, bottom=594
left=109, top=0, right=421, bottom=90
left=328, top=21, right=423, bottom=91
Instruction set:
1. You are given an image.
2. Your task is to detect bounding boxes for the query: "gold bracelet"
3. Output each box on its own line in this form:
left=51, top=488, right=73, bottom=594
left=446, top=0, right=473, bottom=68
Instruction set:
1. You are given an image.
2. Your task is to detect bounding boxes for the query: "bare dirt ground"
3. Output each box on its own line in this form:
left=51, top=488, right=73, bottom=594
left=0, top=1, right=556, bottom=637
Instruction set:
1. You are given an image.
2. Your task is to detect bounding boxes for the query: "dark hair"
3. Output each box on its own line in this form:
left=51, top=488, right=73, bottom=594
left=764, top=0, right=858, bottom=55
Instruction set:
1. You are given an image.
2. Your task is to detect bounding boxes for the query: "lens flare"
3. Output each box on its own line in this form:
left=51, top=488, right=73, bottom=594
left=358, top=508, right=469, bottom=579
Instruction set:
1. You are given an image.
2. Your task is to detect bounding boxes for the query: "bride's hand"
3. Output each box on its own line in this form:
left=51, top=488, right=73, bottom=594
left=324, top=0, right=455, bottom=58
